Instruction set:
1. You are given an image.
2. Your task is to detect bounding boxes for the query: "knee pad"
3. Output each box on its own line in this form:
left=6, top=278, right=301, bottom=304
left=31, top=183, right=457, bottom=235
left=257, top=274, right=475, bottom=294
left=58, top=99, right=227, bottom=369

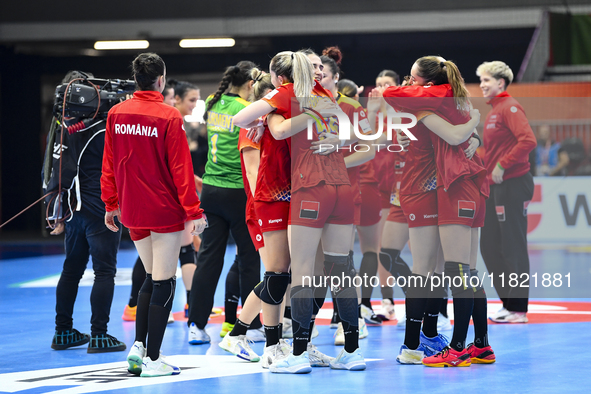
left=139, top=274, right=153, bottom=296
left=150, top=277, right=176, bottom=311
left=290, top=285, right=314, bottom=329
left=253, top=272, right=290, bottom=305
left=380, top=248, right=401, bottom=275
left=470, top=269, right=486, bottom=295
left=334, top=288, right=358, bottom=326
left=429, top=273, right=448, bottom=299
left=179, top=244, right=196, bottom=267
left=312, top=276, right=328, bottom=315
left=444, top=261, right=472, bottom=298
left=324, top=254, right=356, bottom=297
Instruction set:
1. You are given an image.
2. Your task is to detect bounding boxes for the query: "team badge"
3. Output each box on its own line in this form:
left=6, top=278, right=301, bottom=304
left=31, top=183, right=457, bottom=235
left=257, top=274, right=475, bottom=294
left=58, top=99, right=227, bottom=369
left=299, top=201, right=319, bottom=220
left=496, top=205, right=506, bottom=222
left=458, top=200, right=476, bottom=219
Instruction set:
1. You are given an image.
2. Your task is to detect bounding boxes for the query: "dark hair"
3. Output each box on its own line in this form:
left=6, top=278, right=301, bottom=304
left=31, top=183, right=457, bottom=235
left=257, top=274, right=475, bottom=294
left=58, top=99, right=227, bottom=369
left=132, top=52, right=165, bottom=90
left=170, top=80, right=198, bottom=100
left=204, top=60, right=257, bottom=121
left=62, top=70, right=94, bottom=84
left=337, top=79, right=358, bottom=98
left=320, top=46, right=342, bottom=78
left=163, top=83, right=174, bottom=97
left=414, top=56, right=469, bottom=113
left=251, top=69, right=275, bottom=101
left=377, top=69, right=400, bottom=86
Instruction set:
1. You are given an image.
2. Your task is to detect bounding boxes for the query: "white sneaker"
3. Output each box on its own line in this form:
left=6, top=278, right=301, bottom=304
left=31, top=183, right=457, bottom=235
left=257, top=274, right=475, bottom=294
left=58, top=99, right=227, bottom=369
left=334, top=323, right=345, bottom=346
left=127, top=341, right=146, bottom=375
left=188, top=323, right=210, bottom=345
left=311, top=324, right=319, bottom=339
left=491, top=311, right=528, bottom=323
left=396, top=344, right=427, bottom=365
left=360, top=304, right=382, bottom=325
left=219, top=333, right=260, bottom=362
left=270, top=351, right=312, bottom=374
left=282, top=318, right=293, bottom=338
left=397, top=312, right=406, bottom=330
left=489, top=307, right=510, bottom=322
left=437, top=313, right=452, bottom=331
left=167, top=311, right=175, bottom=324
left=140, top=355, right=180, bottom=377
left=359, top=318, right=368, bottom=339
left=246, top=327, right=266, bottom=342
left=262, top=341, right=290, bottom=369
left=330, top=348, right=366, bottom=371
left=307, top=343, right=334, bottom=367
left=380, top=299, right=396, bottom=321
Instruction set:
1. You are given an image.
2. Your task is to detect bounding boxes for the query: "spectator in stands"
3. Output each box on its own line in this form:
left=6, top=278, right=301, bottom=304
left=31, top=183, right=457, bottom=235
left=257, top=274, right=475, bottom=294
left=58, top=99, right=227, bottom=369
left=535, top=125, right=569, bottom=176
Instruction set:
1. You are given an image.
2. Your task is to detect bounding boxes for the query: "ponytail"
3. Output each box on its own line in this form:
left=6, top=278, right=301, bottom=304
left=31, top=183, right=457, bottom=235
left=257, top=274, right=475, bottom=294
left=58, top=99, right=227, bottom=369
left=204, top=60, right=257, bottom=121
left=270, top=51, right=314, bottom=109
left=251, top=69, right=275, bottom=101
left=443, top=61, right=470, bottom=114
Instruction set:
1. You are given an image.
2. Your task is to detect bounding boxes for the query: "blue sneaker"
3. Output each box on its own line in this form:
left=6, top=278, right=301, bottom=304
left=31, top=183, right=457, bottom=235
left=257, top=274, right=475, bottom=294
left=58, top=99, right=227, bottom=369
left=396, top=344, right=428, bottom=364
left=420, top=332, right=449, bottom=356
left=330, top=348, right=366, bottom=371
left=270, top=351, right=312, bottom=374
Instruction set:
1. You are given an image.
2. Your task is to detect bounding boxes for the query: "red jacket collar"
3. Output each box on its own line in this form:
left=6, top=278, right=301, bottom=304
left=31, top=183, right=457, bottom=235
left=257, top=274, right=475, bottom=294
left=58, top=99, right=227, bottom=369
left=487, top=91, right=511, bottom=106
left=133, top=90, right=164, bottom=101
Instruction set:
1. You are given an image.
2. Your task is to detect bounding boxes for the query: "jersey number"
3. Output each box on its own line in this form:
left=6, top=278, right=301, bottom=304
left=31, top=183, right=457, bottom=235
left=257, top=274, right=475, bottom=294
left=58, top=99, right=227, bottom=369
left=211, top=133, right=219, bottom=163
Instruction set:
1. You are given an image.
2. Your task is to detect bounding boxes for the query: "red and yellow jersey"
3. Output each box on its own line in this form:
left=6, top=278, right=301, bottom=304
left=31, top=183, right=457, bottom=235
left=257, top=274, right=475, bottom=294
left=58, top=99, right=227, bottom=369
left=255, top=117, right=292, bottom=203
left=238, top=128, right=261, bottom=222
left=262, top=82, right=349, bottom=192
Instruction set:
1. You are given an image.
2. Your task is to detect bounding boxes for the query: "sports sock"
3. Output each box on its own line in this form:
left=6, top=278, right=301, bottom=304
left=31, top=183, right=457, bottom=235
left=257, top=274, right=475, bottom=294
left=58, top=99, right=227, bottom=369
left=129, top=257, right=146, bottom=308
left=359, top=252, right=378, bottom=308
left=229, top=319, right=250, bottom=337
left=445, top=261, right=474, bottom=352
left=265, top=325, right=280, bottom=347
left=471, top=269, right=489, bottom=348
left=403, top=275, right=428, bottom=349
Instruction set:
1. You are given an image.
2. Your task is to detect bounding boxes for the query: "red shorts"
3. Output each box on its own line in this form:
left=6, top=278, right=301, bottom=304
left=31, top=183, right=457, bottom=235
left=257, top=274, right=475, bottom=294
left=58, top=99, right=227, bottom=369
left=290, top=183, right=355, bottom=228
left=437, top=178, right=480, bottom=227
left=246, top=218, right=264, bottom=251
left=387, top=204, right=407, bottom=224
left=379, top=189, right=393, bottom=209
left=129, top=222, right=185, bottom=242
left=472, top=195, right=486, bottom=228
left=254, top=201, right=289, bottom=233
left=353, top=203, right=361, bottom=226
left=359, top=183, right=382, bottom=227
left=400, top=191, right=438, bottom=228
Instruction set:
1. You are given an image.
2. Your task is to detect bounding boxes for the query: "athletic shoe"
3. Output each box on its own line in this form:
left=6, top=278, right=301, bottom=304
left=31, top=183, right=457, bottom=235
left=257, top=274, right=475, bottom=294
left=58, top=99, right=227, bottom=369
left=396, top=344, right=428, bottom=365
left=437, top=313, right=452, bottom=331
left=246, top=327, right=266, bottom=342
left=282, top=318, right=293, bottom=338
left=262, top=342, right=287, bottom=369
left=127, top=341, right=146, bottom=375
left=122, top=305, right=137, bottom=322
left=51, top=328, right=90, bottom=350
left=334, top=323, right=345, bottom=346
left=140, top=356, right=181, bottom=377
left=167, top=311, right=175, bottom=324
left=379, top=299, right=396, bottom=321
left=219, top=333, right=260, bottom=362
left=420, top=331, right=449, bottom=357
left=360, top=304, right=382, bottom=325
left=422, top=346, right=471, bottom=367
left=270, top=351, right=312, bottom=374
left=311, top=324, right=319, bottom=339
left=184, top=304, right=189, bottom=318
left=330, top=348, right=366, bottom=371
left=87, top=334, right=127, bottom=353
left=279, top=338, right=292, bottom=355
left=466, top=343, right=496, bottom=364
left=397, top=312, right=406, bottom=330
left=359, top=318, right=368, bottom=339
left=220, top=322, right=234, bottom=338
left=188, top=322, right=210, bottom=345
left=490, top=311, right=528, bottom=324
left=308, top=343, right=334, bottom=367
left=330, top=310, right=339, bottom=329
left=489, top=307, right=510, bottom=322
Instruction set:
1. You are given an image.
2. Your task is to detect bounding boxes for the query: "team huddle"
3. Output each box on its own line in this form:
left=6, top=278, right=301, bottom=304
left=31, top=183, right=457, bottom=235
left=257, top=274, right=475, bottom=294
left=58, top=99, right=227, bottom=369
left=100, top=47, right=536, bottom=377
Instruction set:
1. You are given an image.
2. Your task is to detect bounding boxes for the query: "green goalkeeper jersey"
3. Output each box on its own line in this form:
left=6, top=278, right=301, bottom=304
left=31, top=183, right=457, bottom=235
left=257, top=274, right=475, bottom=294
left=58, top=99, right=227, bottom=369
left=202, top=93, right=250, bottom=189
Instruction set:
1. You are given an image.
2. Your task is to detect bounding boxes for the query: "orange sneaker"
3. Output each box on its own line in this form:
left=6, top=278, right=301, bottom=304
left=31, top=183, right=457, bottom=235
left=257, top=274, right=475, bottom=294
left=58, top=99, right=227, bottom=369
left=422, top=346, right=471, bottom=367
left=122, top=305, right=137, bottom=321
left=466, top=343, right=496, bottom=364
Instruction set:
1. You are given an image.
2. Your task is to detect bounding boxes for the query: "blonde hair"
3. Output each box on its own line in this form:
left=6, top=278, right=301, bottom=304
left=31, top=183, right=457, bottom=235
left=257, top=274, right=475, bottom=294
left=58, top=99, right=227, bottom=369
left=270, top=51, right=314, bottom=108
left=415, top=56, right=470, bottom=115
left=250, top=68, right=275, bottom=101
left=476, top=61, right=514, bottom=89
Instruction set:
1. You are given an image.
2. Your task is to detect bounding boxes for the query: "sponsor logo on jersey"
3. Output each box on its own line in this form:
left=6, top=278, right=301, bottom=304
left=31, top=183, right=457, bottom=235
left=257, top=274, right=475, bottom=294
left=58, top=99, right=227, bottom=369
left=299, top=201, right=319, bottom=220
left=458, top=200, right=476, bottom=219
left=486, top=123, right=496, bottom=130
left=409, top=213, right=416, bottom=221
left=114, top=123, right=158, bottom=137
left=424, top=214, right=438, bottom=219
left=496, top=205, right=506, bottom=222
left=268, top=218, right=283, bottom=224
left=255, top=234, right=262, bottom=242
left=510, top=106, right=518, bottom=113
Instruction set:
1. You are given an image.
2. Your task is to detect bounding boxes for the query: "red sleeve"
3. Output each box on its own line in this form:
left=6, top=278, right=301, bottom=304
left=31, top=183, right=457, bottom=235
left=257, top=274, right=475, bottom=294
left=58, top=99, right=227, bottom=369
left=165, top=116, right=204, bottom=220
left=498, top=104, right=537, bottom=170
left=262, top=86, right=292, bottom=119
left=238, top=127, right=261, bottom=152
left=100, top=112, right=119, bottom=212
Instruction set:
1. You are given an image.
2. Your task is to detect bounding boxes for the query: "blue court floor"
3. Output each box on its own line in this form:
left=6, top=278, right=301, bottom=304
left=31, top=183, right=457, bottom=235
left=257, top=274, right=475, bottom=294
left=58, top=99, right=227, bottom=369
left=1, top=240, right=590, bottom=393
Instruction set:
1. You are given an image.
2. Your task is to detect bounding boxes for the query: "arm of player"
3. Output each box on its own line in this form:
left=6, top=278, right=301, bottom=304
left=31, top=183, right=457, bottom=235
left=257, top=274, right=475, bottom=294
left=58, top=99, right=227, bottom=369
left=241, top=146, right=260, bottom=197
left=267, top=112, right=310, bottom=140
left=421, top=108, right=480, bottom=146
left=233, top=100, right=275, bottom=129
left=344, top=145, right=376, bottom=168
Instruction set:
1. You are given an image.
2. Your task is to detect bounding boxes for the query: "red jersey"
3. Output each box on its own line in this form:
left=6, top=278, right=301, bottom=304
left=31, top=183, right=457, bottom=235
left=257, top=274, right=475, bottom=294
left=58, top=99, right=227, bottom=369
left=238, top=128, right=261, bottom=222
left=101, top=90, right=203, bottom=228
left=262, top=82, right=349, bottom=192
left=483, top=91, right=536, bottom=185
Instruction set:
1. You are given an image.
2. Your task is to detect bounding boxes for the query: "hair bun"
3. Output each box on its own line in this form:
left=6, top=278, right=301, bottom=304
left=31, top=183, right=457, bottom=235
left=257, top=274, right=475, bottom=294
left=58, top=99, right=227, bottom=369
left=322, top=46, right=343, bottom=65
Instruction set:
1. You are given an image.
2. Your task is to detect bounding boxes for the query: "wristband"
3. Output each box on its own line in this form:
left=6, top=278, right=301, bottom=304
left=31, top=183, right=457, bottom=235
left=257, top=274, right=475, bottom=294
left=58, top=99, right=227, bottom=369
left=472, top=132, right=482, bottom=147
left=496, top=162, right=505, bottom=171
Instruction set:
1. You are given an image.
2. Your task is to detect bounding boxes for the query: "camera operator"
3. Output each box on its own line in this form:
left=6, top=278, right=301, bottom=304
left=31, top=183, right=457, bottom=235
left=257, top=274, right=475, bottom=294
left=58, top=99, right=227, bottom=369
left=42, top=70, right=126, bottom=353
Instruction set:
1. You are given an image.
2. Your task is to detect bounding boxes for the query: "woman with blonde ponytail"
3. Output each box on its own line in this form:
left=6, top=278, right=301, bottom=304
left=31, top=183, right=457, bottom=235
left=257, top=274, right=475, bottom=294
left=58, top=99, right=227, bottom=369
left=234, top=50, right=366, bottom=373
